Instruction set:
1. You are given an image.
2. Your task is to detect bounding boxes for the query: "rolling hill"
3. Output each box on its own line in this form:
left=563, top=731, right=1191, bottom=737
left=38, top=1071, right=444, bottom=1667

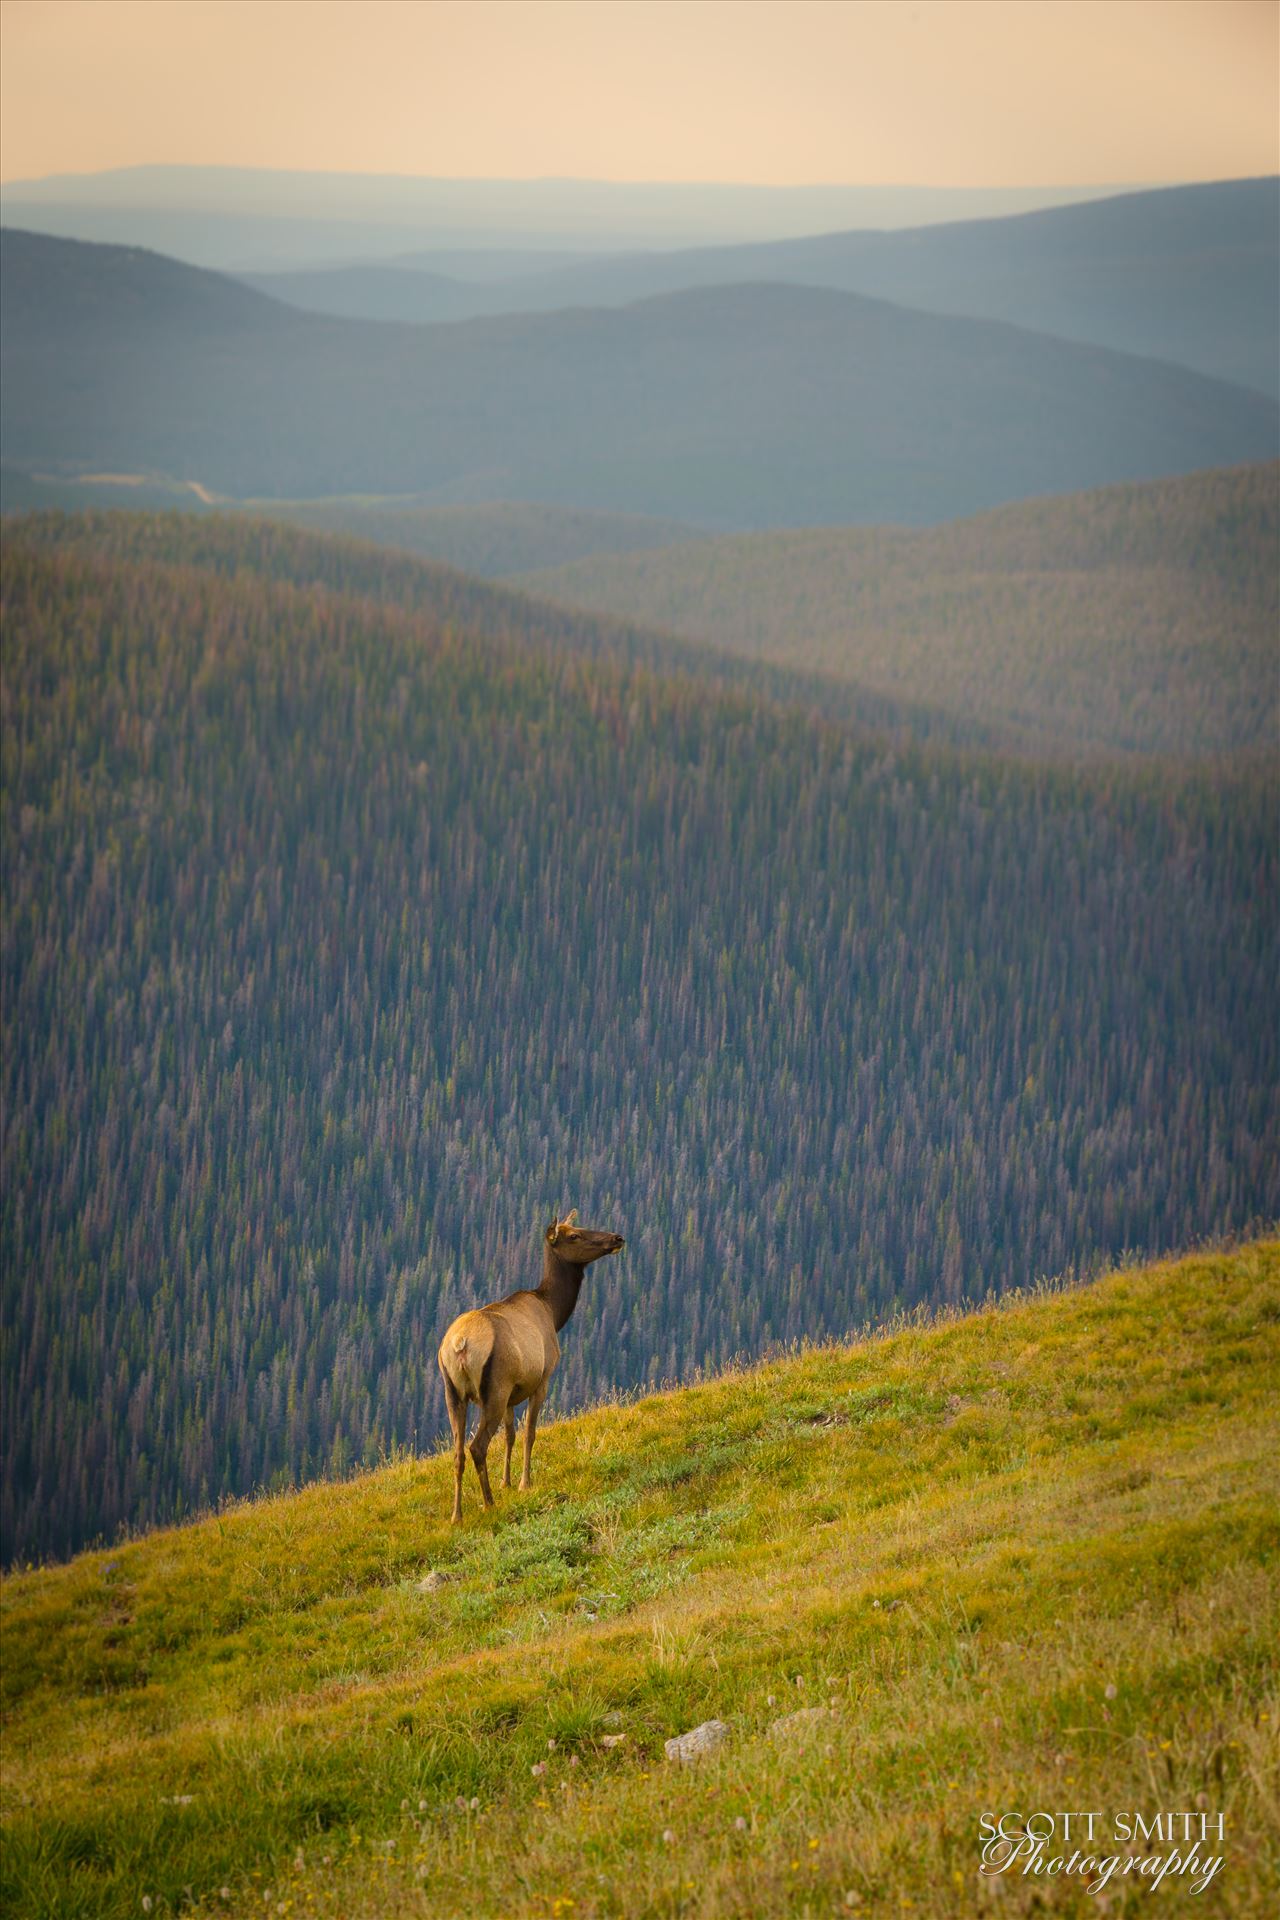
left=0, top=472, right=710, bottom=578
left=239, top=497, right=709, bottom=577
left=3, top=229, right=1276, bottom=525
left=3, top=514, right=1277, bottom=1570
left=519, top=463, right=1280, bottom=759
left=240, top=177, right=1280, bottom=399
left=0, top=506, right=1008, bottom=750
left=1, top=1241, right=1276, bottom=1917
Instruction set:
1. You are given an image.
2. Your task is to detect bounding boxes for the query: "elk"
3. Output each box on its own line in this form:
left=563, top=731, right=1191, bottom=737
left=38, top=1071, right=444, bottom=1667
left=437, top=1211, right=625, bottom=1523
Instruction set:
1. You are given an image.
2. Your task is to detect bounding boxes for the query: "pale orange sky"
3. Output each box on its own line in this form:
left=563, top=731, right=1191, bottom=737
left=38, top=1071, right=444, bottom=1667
left=1, top=0, right=1276, bottom=189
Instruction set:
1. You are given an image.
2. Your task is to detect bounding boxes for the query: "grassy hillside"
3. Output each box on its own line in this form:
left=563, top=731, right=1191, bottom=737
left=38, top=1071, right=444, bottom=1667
left=519, top=464, right=1280, bottom=759
left=5, top=514, right=1277, bottom=1567
left=4, top=230, right=1277, bottom=524
left=2, top=1241, right=1277, bottom=1918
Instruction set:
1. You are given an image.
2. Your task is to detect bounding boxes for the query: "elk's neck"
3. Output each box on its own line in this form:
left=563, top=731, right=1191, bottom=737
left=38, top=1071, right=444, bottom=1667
left=539, top=1249, right=585, bottom=1331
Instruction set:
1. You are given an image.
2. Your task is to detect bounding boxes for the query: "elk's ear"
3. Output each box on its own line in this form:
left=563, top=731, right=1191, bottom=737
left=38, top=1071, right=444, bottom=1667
left=563, top=1209, right=579, bottom=1228
left=546, top=1220, right=560, bottom=1246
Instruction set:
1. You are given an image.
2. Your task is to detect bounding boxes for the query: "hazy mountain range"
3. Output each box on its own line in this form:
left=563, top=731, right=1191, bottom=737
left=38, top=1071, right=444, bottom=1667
left=238, top=178, right=1280, bottom=398
left=0, top=163, right=1129, bottom=269
left=3, top=226, right=1275, bottom=527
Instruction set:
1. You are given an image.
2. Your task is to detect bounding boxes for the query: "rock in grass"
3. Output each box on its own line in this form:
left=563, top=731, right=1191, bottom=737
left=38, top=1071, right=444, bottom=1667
left=769, top=1706, right=836, bottom=1742
left=417, top=1570, right=451, bottom=1592
left=664, top=1720, right=729, bottom=1765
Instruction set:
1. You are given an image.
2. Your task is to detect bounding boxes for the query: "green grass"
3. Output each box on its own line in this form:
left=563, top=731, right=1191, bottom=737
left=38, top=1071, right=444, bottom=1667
left=2, top=1243, right=1277, bottom=1917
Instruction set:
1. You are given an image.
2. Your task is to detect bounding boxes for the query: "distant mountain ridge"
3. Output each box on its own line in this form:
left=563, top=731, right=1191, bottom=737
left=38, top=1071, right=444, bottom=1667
left=3, top=228, right=1275, bottom=529
left=0, top=163, right=1130, bottom=268
left=238, top=177, right=1280, bottom=399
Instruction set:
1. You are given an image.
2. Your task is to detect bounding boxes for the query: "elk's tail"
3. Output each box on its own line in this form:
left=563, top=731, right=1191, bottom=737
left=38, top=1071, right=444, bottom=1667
left=439, top=1312, right=494, bottom=1401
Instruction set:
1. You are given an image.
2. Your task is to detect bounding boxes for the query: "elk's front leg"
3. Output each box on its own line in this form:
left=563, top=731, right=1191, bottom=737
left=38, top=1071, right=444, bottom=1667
left=501, top=1406, right=516, bottom=1489
left=520, top=1383, right=548, bottom=1492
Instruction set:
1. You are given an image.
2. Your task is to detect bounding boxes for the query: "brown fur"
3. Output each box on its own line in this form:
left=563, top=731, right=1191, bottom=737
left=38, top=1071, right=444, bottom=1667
left=437, top=1211, right=624, bottom=1523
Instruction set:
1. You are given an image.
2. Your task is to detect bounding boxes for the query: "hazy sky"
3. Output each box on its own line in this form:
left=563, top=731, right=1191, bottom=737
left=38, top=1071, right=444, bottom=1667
left=1, top=0, right=1276, bottom=189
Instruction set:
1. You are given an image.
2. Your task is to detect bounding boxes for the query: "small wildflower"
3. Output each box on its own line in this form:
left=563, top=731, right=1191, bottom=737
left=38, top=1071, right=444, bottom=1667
left=419, top=1800, right=427, bottom=1811
left=794, top=1675, right=805, bottom=1687
left=767, top=1694, right=777, bottom=1707
left=548, top=1738, right=557, bottom=1751
left=401, top=1798, right=409, bottom=1810
left=809, top=1837, right=820, bottom=1849
left=531, top=1762, right=547, bottom=1778
left=1104, top=1683, right=1118, bottom=1700
left=568, top=1754, right=578, bottom=1767
left=662, top=1829, right=675, bottom=1845
left=470, top=1796, right=479, bottom=1810
left=734, top=1816, right=747, bottom=1832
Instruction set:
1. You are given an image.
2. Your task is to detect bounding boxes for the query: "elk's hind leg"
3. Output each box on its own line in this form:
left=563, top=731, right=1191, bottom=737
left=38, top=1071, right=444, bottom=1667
left=468, top=1385, right=509, bottom=1510
left=441, top=1367, right=468, bottom=1525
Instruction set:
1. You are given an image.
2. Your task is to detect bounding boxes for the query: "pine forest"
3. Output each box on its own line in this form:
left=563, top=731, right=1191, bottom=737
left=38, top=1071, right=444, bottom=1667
left=1, top=514, right=1276, bottom=1565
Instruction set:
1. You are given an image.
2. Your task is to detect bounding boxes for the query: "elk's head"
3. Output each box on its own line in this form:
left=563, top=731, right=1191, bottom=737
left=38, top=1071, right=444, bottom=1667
left=545, top=1209, right=625, bottom=1266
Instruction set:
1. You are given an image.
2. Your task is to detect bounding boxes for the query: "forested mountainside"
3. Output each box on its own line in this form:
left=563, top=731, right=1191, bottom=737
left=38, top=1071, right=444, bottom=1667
left=0, top=511, right=1024, bottom=753
left=2, top=517, right=1276, bottom=1564
left=521, top=462, right=1280, bottom=759
left=3, top=230, right=1277, bottom=524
